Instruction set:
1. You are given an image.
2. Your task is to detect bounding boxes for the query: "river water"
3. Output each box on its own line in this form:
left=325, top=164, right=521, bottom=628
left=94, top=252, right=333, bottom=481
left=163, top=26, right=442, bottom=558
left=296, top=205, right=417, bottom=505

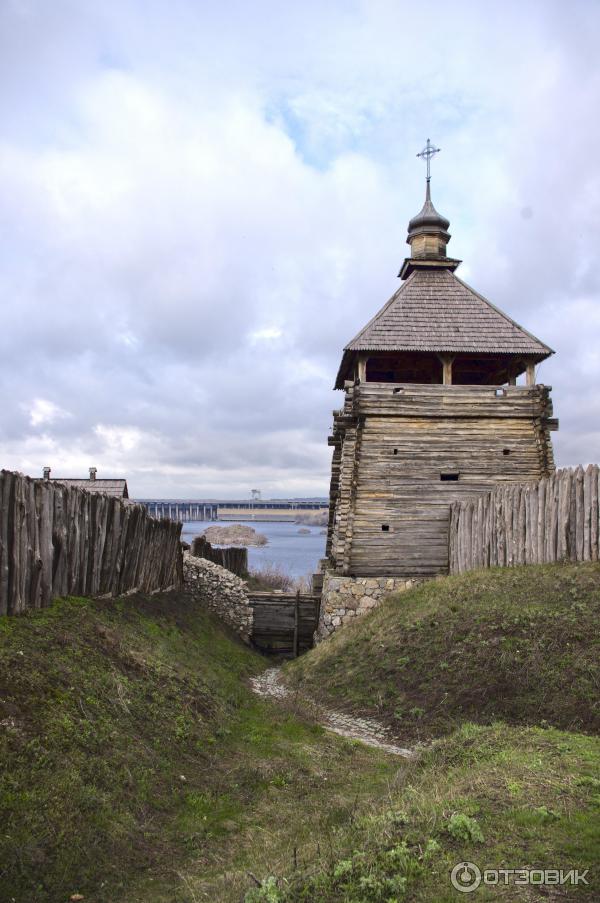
left=181, top=520, right=327, bottom=579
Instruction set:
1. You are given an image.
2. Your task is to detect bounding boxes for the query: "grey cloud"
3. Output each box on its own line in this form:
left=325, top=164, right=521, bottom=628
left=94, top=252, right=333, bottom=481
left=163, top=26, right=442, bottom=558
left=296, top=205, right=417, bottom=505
left=1, top=0, right=599, bottom=496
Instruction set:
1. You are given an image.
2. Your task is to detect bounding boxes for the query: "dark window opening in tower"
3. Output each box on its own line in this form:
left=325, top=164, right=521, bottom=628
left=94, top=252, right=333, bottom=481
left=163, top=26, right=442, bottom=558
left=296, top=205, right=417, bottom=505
left=366, top=352, right=443, bottom=384
left=452, top=355, right=520, bottom=386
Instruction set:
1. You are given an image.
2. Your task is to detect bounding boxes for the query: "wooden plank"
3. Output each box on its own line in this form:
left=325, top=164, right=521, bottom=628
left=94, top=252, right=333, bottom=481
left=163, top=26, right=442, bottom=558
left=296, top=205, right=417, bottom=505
left=571, top=466, right=589, bottom=561
left=582, top=465, right=591, bottom=562
left=0, top=472, right=9, bottom=615
left=591, top=465, right=599, bottom=562
left=536, top=477, right=546, bottom=565
left=293, top=592, right=300, bottom=658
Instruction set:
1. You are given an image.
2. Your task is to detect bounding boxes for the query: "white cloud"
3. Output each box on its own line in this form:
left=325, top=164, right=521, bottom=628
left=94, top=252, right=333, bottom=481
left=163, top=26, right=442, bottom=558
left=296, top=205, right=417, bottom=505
left=249, top=327, right=284, bottom=343
left=0, top=0, right=599, bottom=496
left=93, top=424, right=146, bottom=455
left=26, top=399, right=71, bottom=428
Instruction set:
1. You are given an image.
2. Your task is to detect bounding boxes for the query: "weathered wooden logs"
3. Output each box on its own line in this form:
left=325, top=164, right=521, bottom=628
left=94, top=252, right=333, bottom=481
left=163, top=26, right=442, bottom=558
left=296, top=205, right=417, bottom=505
left=449, top=465, right=600, bottom=574
left=0, top=469, right=182, bottom=615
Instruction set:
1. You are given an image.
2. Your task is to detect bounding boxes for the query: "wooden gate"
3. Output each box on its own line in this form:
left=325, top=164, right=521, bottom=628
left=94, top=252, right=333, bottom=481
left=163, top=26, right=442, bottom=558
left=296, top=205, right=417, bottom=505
left=248, top=592, right=321, bottom=656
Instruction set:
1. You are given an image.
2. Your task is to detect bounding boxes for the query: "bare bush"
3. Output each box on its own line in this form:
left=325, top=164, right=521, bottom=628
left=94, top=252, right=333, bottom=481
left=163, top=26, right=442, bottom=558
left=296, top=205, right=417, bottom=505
left=246, top=564, right=294, bottom=592
left=246, top=566, right=313, bottom=593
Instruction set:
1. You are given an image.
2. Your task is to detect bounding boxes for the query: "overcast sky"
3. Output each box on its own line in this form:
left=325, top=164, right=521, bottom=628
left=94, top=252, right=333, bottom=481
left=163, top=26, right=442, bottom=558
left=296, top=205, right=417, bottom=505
left=1, top=0, right=599, bottom=499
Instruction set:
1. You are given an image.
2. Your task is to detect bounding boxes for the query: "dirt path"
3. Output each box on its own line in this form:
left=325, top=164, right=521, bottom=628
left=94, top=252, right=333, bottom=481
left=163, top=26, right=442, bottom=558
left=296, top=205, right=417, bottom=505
left=250, top=667, right=413, bottom=758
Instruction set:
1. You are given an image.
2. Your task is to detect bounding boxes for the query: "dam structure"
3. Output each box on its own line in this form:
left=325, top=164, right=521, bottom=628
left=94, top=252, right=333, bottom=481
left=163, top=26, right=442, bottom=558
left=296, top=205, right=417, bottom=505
left=138, top=498, right=328, bottom=523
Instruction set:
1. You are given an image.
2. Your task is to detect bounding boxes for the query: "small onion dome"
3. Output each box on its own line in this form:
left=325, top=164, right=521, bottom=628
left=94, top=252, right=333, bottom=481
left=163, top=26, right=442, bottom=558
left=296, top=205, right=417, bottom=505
left=407, top=181, right=450, bottom=241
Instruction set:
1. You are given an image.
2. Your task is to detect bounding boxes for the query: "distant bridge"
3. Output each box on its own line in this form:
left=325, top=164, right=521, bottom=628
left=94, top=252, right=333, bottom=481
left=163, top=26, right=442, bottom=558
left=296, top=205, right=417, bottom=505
left=137, top=498, right=328, bottom=523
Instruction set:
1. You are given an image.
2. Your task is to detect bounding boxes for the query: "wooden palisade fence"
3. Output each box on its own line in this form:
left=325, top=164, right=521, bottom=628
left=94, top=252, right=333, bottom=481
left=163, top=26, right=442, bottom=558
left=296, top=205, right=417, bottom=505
left=190, top=535, right=248, bottom=577
left=0, top=470, right=183, bottom=616
left=449, top=465, right=600, bottom=574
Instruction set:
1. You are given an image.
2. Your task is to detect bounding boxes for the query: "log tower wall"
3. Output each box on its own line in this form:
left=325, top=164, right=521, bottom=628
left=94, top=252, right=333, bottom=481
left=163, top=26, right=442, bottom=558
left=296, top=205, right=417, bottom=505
left=326, top=382, right=556, bottom=578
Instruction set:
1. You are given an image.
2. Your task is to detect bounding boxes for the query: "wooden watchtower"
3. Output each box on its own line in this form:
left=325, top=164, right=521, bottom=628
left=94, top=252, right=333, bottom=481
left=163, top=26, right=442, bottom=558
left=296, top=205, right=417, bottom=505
left=325, top=149, right=558, bottom=582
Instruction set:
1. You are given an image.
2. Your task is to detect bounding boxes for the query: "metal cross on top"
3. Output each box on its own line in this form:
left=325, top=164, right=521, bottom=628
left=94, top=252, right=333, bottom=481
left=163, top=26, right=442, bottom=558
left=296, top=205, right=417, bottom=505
left=417, top=138, right=441, bottom=182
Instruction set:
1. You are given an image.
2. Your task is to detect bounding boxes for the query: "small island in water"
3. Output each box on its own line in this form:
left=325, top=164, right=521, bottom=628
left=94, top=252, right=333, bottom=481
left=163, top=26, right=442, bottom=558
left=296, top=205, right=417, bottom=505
left=202, top=524, right=268, bottom=546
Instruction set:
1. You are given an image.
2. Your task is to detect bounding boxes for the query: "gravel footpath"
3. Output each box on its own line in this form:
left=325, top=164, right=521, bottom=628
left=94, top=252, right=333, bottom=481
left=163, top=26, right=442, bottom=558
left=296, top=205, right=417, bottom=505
left=250, top=667, right=413, bottom=758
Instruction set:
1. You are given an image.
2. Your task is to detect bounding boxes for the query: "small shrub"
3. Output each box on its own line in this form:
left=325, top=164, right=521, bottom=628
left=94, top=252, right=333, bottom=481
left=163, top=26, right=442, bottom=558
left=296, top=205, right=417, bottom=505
left=446, top=812, right=484, bottom=843
left=333, top=858, right=353, bottom=878
left=244, top=876, right=282, bottom=902
left=386, top=810, right=409, bottom=827
left=423, top=838, right=441, bottom=858
left=531, top=805, right=560, bottom=822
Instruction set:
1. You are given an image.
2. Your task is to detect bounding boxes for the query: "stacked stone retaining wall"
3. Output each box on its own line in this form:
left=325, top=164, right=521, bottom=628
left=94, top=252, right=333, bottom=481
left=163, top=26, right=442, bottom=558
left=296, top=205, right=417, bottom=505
left=183, top=552, right=253, bottom=643
left=317, top=572, right=422, bottom=640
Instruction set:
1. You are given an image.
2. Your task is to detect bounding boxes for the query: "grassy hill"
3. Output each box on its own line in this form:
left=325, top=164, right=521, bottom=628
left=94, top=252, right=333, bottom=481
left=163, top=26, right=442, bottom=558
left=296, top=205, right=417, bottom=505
left=256, top=562, right=600, bottom=901
left=249, top=721, right=600, bottom=902
left=286, top=562, right=600, bottom=741
left=0, top=592, right=396, bottom=903
left=2, top=563, right=599, bottom=902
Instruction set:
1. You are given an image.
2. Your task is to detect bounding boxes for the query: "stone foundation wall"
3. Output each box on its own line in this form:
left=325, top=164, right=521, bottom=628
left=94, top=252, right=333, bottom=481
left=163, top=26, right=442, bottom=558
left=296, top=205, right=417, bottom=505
left=183, top=552, right=253, bottom=643
left=316, top=572, right=422, bottom=640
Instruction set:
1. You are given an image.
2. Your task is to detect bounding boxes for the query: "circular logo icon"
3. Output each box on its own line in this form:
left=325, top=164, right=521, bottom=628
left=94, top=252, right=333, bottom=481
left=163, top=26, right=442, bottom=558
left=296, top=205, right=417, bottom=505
left=451, top=861, right=482, bottom=893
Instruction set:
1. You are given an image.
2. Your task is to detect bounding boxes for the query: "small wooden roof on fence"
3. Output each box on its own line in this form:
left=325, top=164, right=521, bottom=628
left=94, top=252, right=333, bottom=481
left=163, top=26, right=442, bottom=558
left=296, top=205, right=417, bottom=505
left=335, top=267, right=553, bottom=388
left=46, top=478, right=129, bottom=499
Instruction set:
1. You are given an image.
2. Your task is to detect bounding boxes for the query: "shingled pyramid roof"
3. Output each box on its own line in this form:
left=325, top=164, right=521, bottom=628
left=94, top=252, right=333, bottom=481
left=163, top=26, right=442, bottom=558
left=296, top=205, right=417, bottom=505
left=335, top=266, right=553, bottom=388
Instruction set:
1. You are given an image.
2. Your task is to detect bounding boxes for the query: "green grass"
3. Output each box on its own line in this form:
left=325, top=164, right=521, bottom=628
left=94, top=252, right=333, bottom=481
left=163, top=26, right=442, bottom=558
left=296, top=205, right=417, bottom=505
left=2, top=562, right=600, bottom=901
left=285, top=562, right=600, bottom=741
left=248, top=722, right=600, bottom=901
left=258, top=562, right=600, bottom=899
left=0, top=592, right=397, bottom=903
